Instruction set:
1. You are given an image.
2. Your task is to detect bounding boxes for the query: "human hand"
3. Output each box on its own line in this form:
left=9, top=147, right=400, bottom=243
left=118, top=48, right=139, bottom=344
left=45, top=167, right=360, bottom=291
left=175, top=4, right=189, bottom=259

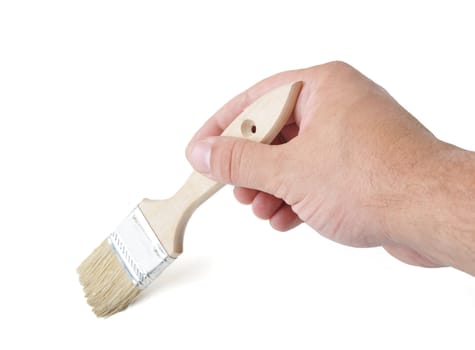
left=186, top=61, right=475, bottom=273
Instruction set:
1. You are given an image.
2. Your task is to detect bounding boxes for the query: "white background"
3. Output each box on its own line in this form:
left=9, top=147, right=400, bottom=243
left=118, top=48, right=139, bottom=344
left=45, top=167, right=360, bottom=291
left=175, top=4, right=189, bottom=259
left=1, top=1, right=474, bottom=349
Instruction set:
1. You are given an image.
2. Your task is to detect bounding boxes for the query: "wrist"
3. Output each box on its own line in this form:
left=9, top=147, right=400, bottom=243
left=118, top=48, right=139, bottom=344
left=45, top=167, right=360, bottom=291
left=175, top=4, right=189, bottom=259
left=387, top=143, right=475, bottom=274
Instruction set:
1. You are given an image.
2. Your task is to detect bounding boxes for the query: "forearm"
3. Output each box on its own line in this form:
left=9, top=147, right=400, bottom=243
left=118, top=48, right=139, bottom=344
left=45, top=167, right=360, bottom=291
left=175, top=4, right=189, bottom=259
left=390, top=144, right=475, bottom=275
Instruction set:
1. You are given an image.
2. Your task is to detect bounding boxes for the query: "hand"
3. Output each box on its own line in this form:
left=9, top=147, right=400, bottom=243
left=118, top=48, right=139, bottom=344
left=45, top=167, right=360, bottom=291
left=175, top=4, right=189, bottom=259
left=187, top=61, right=475, bottom=274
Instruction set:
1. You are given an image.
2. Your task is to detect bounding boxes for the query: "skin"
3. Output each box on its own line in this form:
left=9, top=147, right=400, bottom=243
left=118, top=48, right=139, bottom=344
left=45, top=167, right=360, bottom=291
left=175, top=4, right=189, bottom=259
left=186, top=61, right=475, bottom=276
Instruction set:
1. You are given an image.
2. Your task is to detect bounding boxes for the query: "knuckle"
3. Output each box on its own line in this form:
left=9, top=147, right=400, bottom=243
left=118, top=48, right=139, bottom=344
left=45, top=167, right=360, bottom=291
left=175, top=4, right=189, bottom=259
left=321, top=61, right=357, bottom=79
left=228, top=140, right=248, bottom=184
left=326, top=60, right=352, bottom=71
left=213, top=139, right=247, bottom=185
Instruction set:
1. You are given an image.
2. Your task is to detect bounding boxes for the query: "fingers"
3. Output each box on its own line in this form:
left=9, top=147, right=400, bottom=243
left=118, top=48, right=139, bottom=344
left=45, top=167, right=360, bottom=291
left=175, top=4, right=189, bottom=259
left=280, top=123, right=300, bottom=142
left=252, top=192, right=283, bottom=219
left=271, top=123, right=300, bottom=145
left=270, top=205, right=302, bottom=231
left=233, top=187, right=258, bottom=204
left=234, top=187, right=302, bottom=232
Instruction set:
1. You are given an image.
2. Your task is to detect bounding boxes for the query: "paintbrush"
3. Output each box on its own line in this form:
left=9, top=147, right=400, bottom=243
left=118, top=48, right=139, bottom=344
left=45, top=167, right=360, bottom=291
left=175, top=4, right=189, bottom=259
left=77, top=81, right=302, bottom=317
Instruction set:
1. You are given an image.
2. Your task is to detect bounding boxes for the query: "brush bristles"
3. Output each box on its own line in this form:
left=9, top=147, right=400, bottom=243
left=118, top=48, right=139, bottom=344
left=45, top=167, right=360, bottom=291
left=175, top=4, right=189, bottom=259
left=77, top=240, right=141, bottom=317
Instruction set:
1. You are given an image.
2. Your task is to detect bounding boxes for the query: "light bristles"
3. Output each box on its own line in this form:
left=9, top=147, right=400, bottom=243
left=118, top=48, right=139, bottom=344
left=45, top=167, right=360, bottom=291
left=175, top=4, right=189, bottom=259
left=77, top=240, right=141, bottom=317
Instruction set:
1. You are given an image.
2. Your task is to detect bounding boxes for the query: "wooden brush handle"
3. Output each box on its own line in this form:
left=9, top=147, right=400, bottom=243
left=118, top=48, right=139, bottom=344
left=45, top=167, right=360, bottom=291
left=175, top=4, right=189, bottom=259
left=141, top=81, right=302, bottom=257
left=177, top=81, right=302, bottom=207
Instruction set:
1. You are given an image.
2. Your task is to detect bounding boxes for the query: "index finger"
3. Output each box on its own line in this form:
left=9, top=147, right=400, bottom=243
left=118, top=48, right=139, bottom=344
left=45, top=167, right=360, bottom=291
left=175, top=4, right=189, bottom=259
left=187, top=68, right=307, bottom=149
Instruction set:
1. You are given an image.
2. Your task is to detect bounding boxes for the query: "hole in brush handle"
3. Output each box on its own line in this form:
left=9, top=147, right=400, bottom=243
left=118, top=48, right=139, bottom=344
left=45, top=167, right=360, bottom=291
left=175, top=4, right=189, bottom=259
left=240, top=119, right=257, bottom=138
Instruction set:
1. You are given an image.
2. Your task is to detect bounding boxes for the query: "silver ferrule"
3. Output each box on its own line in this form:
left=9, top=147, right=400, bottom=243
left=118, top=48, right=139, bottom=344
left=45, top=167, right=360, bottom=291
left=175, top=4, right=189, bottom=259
left=108, top=207, right=175, bottom=289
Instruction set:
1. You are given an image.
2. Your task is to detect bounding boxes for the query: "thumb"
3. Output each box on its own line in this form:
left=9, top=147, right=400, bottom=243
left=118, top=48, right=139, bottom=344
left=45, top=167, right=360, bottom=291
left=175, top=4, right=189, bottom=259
left=187, top=136, right=285, bottom=194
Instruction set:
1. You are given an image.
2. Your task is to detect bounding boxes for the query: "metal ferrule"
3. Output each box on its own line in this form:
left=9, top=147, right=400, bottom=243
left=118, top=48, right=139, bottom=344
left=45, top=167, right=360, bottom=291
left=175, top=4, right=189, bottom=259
left=108, top=207, right=175, bottom=289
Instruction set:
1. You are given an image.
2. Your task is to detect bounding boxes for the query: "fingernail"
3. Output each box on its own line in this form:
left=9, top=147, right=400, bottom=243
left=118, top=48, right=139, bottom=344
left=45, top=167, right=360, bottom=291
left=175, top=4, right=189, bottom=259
left=189, top=140, right=211, bottom=173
